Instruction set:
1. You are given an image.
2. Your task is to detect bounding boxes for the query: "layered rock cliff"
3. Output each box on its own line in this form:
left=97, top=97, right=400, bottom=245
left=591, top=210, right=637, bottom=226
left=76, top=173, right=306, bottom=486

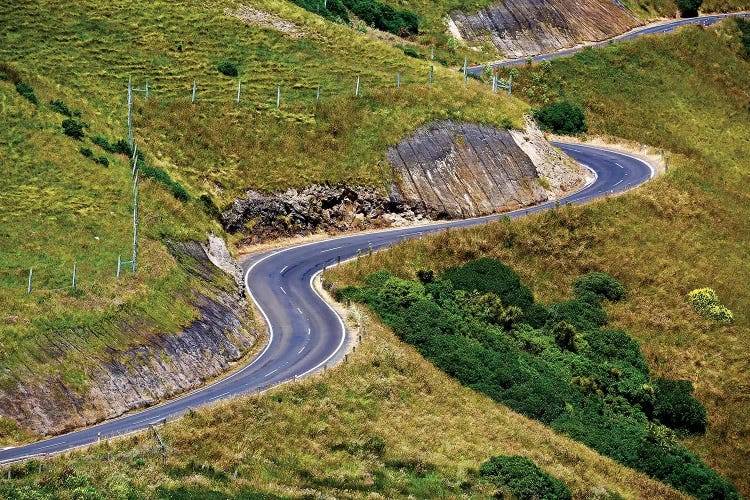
left=0, top=240, right=258, bottom=436
left=448, top=0, right=641, bottom=59
left=388, top=119, right=589, bottom=218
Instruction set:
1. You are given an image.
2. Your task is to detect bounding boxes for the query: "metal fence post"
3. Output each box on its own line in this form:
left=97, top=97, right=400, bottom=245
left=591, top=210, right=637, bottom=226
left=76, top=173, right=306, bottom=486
left=355, top=76, right=360, bottom=97
left=191, top=80, right=197, bottom=103
left=27, top=268, right=32, bottom=295
left=277, top=86, right=281, bottom=108
left=397, top=72, right=401, bottom=88
left=429, top=65, right=433, bottom=84
left=72, top=262, right=77, bottom=289
left=463, top=58, right=468, bottom=86
left=237, top=80, right=242, bottom=103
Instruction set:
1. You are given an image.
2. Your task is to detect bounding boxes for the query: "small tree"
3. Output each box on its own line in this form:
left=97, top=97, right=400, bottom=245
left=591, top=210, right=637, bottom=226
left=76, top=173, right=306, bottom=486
left=217, top=61, right=239, bottom=77
left=533, top=102, right=587, bottom=135
left=480, top=455, right=571, bottom=500
left=62, top=118, right=85, bottom=140
left=676, top=0, right=702, bottom=17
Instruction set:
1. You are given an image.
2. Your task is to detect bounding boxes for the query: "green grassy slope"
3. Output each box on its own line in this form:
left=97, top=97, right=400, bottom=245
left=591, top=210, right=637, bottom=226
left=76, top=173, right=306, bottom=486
left=1, top=0, right=526, bottom=205
left=0, top=0, right=525, bottom=442
left=330, top=19, right=750, bottom=494
left=0, top=312, right=682, bottom=499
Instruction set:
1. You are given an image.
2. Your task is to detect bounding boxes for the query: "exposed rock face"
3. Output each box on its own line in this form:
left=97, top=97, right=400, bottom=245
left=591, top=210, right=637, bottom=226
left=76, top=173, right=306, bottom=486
left=389, top=120, right=588, bottom=218
left=449, top=0, right=641, bottom=59
left=222, top=184, right=426, bottom=243
left=0, top=241, right=258, bottom=436
left=222, top=119, right=589, bottom=239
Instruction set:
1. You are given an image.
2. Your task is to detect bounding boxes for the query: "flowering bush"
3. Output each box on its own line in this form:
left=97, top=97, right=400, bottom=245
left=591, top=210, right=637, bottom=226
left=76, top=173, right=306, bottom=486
left=687, top=288, right=733, bottom=324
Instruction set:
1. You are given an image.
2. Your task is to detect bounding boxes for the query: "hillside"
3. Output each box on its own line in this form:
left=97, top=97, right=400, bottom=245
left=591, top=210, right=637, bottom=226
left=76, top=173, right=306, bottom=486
left=330, top=18, right=750, bottom=494
left=0, top=0, right=532, bottom=443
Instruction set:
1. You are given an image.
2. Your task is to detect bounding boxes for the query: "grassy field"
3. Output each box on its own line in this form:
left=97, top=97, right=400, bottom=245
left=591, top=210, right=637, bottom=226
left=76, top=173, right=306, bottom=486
left=329, top=19, right=750, bottom=494
left=0, top=0, right=525, bottom=442
left=0, top=309, right=683, bottom=499
left=1, top=0, right=526, bottom=204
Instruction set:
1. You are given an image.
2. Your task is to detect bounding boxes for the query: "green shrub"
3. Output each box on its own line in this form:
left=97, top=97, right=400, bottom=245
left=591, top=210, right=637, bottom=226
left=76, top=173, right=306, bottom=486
left=652, top=378, right=707, bottom=434
left=687, top=288, right=733, bottom=324
left=348, top=261, right=738, bottom=499
left=479, top=455, right=571, bottom=500
left=90, top=134, right=111, bottom=150
left=79, top=147, right=93, bottom=158
left=443, top=257, right=534, bottom=312
left=0, top=72, right=8, bottom=81
left=737, top=18, right=750, bottom=60
left=49, top=98, right=72, bottom=116
left=402, top=46, right=423, bottom=59
left=289, top=0, right=349, bottom=24
left=216, top=61, right=239, bottom=77
left=94, top=156, right=109, bottom=167
left=574, top=272, right=626, bottom=301
left=342, top=0, right=418, bottom=36
left=62, top=118, right=85, bottom=140
left=15, top=82, right=38, bottom=105
left=676, top=0, right=702, bottom=17
left=533, top=102, right=587, bottom=135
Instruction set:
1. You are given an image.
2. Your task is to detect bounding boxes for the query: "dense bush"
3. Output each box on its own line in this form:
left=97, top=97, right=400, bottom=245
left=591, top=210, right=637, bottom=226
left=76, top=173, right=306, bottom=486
left=348, top=259, right=736, bottom=499
left=676, top=0, right=702, bottom=17
left=216, top=61, right=239, bottom=77
left=15, top=81, right=38, bottom=105
left=94, top=156, right=109, bottom=167
left=138, top=157, right=190, bottom=201
left=49, top=98, right=72, bottom=116
left=342, top=0, right=418, bottom=36
left=62, top=118, right=85, bottom=140
left=79, top=147, right=93, bottom=158
left=652, top=378, right=707, bottom=433
left=574, top=272, right=626, bottom=301
left=91, top=135, right=132, bottom=156
left=687, top=288, right=734, bottom=324
left=290, top=0, right=349, bottom=23
left=533, top=102, right=587, bottom=135
left=480, top=455, right=571, bottom=500
left=737, top=18, right=750, bottom=60
left=443, top=258, right=534, bottom=312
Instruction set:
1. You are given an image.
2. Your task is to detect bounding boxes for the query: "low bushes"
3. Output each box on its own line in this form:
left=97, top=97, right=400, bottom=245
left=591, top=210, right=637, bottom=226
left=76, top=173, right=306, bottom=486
left=479, top=455, right=571, bottom=500
left=216, top=61, right=239, bottom=77
left=686, top=288, right=734, bottom=324
left=90, top=135, right=132, bottom=156
left=342, top=259, right=737, bottom=498
left=342, top=0, right=418, bottom=36
left=15, top=81, right=38, bottom=105
left=533, top=102, right=587, bottom=135
left=676, top=0, right=702, bottom=17
left=62, top=118, right=86, bottom=140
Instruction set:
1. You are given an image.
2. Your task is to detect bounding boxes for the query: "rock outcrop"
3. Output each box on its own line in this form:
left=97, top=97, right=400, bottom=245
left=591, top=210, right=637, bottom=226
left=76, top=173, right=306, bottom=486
left=388, top=119, right=589, bottom=218
left=0, top=240, right=258, bottom=436
left=449, top=0, right=641, bottom=59
left=222, top=184, right=426, bottom=244
left=222, top=119, right=590, bottom=240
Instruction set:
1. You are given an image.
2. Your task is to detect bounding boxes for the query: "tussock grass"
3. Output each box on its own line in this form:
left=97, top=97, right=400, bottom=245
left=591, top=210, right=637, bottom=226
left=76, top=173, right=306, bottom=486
left=0, top=311, right=682, bottom=498
left=331, top=21, right=750, bottom=494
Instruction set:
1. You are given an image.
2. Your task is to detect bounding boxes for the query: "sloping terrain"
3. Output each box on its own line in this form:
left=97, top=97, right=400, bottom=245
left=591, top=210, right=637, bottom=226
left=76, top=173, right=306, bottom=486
left=449, top=0, right=641, bottom=58
left=388, top=120, right=587, bottom=217
left=331, top=20, right=750, bottom=494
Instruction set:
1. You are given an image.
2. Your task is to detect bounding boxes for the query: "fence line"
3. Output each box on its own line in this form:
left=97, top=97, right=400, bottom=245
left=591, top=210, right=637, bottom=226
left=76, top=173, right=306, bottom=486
left=9, top=63, right=514, bottom=296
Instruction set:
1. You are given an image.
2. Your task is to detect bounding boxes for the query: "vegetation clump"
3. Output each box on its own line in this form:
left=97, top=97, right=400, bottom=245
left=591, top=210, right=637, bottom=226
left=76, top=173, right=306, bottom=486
left=49, top=98, right=72, bottom=116
left=687, top=288, right=734, bottom=324
left=216, top=60, right=239, bottom=77
left=479, top=455, right=572, bottom=500
left=15, top=81, right=38, bottom=105
left=62, top=118, right=86, bottom=140
left=340, top=259, right=738, bottom=498
left=676, top=0, right=703, bottom=17
left=533, top=102, right=587, bottom=135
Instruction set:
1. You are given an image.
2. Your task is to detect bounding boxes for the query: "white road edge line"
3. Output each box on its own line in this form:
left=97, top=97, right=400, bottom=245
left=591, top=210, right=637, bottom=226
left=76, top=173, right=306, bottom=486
left=280, top=286, right=287, bottom=295
left=280, top=265, right=288, bottom=274
left=297, top=270, right=347, bottom=378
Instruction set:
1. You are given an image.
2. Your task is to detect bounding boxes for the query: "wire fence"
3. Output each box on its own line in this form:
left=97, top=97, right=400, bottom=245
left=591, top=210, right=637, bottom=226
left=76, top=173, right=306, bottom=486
left=6, top=60, right=514, bottom=298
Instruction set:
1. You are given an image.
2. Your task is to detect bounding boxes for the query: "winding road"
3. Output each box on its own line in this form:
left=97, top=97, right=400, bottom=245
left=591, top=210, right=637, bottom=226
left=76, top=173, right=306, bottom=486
left=0, top=143, right=654, bottom=465
left=467, top=12, right=750, bottom=71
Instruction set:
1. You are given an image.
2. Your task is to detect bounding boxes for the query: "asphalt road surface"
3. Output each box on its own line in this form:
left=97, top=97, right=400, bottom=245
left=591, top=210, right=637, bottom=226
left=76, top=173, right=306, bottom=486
left=467, top=12, right=750, bottom=72
left=0, top=143, right=654, bottom=465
